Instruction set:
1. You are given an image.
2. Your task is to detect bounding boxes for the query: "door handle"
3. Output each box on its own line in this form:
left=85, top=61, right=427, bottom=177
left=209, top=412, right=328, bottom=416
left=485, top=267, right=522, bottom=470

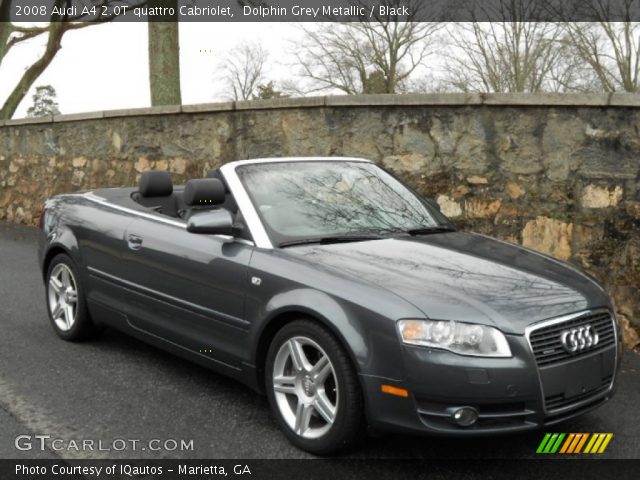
left=127, top=234, right=143, bottom=251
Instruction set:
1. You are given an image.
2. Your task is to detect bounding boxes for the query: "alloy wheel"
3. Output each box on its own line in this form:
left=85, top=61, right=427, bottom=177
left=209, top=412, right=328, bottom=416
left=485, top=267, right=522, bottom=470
left=47, top=263, right=78, bottom=332
left=272, top=336, right=339, bottom=439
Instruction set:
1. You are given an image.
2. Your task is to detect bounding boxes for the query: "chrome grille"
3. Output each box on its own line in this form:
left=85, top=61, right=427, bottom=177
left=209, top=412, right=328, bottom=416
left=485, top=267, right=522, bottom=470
left=529, top=311, right=615, bottom=367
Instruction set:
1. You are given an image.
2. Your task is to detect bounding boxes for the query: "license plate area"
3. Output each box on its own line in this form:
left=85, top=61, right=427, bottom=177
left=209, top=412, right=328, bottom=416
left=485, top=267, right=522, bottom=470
left=538, top=348, right=615, bottom=412
left=564, top=356, right=602, bottom=397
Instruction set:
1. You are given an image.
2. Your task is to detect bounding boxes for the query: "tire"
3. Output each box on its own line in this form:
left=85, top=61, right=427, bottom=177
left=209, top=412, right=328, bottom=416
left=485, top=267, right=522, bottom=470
left=265, top=319, right=364, bottom=455
left=45, top=253, right=97, bottom=341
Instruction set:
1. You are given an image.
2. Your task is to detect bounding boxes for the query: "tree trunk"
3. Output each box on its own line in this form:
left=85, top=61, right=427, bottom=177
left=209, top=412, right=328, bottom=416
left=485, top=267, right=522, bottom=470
left=0, top=1, right=14, bottom=67
left=148, top=0, right=181, bottom=106
left=0, top=23, right=13, bottom=68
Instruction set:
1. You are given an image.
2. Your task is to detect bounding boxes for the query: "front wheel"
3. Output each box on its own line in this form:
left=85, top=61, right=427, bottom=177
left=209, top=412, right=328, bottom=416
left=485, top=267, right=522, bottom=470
left=265, top=320, right=364, bottom=455
left=45, top=253, right=98, bottom=341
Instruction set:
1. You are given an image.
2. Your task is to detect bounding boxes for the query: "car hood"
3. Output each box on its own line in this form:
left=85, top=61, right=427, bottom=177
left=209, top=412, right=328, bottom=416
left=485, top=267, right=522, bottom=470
left=283, top=232, right=610, bottom=334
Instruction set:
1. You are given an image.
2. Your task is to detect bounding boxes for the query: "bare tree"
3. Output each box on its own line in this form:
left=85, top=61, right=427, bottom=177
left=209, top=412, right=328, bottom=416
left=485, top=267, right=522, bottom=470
left=219, top=41, right=267, bottom=101
left=561, top=1, right=640, bottom=92
left=0, top=0, right=140, bottom=119
left=443, top=1, right=572, bottom=93
left=294, top=0, right=442, bottom=94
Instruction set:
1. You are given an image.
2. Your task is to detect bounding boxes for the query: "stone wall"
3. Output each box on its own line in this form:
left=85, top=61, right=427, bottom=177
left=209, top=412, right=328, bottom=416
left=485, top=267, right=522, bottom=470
left=0, top=93, right=638, bottom=347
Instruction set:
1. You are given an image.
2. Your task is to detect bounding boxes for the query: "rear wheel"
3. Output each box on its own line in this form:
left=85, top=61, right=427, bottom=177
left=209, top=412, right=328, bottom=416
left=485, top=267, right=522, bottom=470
left=265, top=320, right=364, bottom=455
left=45, top=254, right=97, bottom=341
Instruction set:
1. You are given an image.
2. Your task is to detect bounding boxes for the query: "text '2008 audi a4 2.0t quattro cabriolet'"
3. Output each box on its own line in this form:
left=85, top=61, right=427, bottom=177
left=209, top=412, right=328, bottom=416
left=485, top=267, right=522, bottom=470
left=38, top=157, right=622, bottom=454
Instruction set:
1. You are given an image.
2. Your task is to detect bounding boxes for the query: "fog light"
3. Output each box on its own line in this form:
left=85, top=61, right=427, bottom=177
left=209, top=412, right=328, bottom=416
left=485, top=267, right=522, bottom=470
left=451, top=406, right=478, bottom=426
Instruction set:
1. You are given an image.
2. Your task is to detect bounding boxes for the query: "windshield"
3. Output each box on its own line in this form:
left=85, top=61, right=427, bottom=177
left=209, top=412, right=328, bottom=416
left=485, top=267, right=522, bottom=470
left=236, top=161, right=451, bottom=246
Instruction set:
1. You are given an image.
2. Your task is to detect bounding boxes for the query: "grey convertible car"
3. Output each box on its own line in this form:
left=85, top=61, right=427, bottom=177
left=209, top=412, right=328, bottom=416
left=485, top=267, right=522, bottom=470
left=38, top=157, right=622, bottom=454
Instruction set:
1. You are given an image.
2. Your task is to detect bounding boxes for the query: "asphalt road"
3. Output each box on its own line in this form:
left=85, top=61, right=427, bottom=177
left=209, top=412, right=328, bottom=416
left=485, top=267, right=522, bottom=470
left=0, top=222, right=638, bottom=462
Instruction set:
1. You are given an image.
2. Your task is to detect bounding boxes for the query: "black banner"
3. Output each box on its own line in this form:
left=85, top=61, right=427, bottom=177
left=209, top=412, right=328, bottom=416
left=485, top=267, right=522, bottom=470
left=2, top=459, right=640, bottom=480
left=3, top=0, right=640, bottom=22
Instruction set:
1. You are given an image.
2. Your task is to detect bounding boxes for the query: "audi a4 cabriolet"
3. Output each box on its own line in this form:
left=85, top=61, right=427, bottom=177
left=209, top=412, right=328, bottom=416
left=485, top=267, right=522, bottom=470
left=38, top=157, right=622, bottom=454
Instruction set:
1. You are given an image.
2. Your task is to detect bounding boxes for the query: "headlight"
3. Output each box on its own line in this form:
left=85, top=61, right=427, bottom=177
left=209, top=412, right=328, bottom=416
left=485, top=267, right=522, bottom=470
left=397, top=319, right=512, bottom=357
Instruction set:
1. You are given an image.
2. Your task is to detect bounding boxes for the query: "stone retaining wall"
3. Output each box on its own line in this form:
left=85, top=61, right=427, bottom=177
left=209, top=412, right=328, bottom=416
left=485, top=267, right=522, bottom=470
left=0, top=93, right=638, bottom=346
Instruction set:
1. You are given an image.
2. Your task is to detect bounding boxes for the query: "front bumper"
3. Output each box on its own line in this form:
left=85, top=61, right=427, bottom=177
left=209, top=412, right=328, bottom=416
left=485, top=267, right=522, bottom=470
left=361, top=334, right=621, bottom=436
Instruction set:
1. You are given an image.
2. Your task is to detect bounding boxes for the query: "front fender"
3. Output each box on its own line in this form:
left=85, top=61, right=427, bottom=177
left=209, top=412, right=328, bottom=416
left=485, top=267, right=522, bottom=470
left=248, top=287, right=407, bottom=381
left=266, top=288, right=368, bottom=364
left=39, top=209, right=83, bottom=280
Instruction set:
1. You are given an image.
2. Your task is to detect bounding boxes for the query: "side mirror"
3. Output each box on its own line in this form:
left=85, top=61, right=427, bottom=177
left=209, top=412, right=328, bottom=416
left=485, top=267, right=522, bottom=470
left=187, top=209, right=234, bottom=235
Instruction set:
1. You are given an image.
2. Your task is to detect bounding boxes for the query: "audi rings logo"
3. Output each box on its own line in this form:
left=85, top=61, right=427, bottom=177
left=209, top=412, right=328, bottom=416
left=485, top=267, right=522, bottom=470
left=560, top=325, right=599, bottom=353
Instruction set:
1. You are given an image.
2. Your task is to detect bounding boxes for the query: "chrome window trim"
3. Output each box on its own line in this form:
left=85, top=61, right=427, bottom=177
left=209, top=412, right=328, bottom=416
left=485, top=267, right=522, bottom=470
left=81, top=192, right=255, bottom=247
left=224, top=156, right=372, bottom=169
left=219, top=164, right=273, bottom=249
left=219, top=157, right=373, bottom=250
left=524, top=307, right=617, bottom=415
left=84, top=192, right=187, bottom=228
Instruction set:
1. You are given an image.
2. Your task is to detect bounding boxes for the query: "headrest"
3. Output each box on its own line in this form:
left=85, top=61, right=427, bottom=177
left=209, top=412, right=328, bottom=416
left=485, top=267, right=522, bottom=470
left=139, top=170, right=173, bottom=197
left=206, top=169, right=230, bottom=193
left=184, top=178, right=226, bottom=207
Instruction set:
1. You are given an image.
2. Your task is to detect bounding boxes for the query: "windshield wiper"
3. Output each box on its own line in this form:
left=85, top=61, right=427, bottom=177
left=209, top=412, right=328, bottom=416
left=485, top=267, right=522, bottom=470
left=404, top=225, right=457, bottom=236
left=279, top=234, right=384, bottom=248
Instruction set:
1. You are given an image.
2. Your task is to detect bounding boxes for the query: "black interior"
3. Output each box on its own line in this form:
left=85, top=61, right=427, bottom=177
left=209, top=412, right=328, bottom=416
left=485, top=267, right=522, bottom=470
left=181, top=178, right=226, bottom=221
left=184, top=178, right=226, bottom=207
left=128, top=169, right=250, bottom=241
left=133, top=171, right=181, bottom=217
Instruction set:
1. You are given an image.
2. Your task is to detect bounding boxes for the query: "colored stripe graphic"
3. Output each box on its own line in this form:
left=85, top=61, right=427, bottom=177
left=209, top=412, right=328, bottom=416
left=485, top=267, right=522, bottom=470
left=537, top=433, right=613, bottom=454
left=567, top=433, right=584, bottom=453
left=536, top=433, right=552, bottom=453
left=550, top=433, right=565, bottom=453
left=584, top=433, right=614, bottom=454
left=536, top=433, right=565, bottom=453
left=559, top=433, right=575, bottom=453
left=574, top=433, right=589, bottom=453
left=597, top=433, right=613, bottom=453
left=543, top=433, right=559, bottom=453
left=584, top=434, right=599, bottom=453
left=591, top=434, right=606, bottom=453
